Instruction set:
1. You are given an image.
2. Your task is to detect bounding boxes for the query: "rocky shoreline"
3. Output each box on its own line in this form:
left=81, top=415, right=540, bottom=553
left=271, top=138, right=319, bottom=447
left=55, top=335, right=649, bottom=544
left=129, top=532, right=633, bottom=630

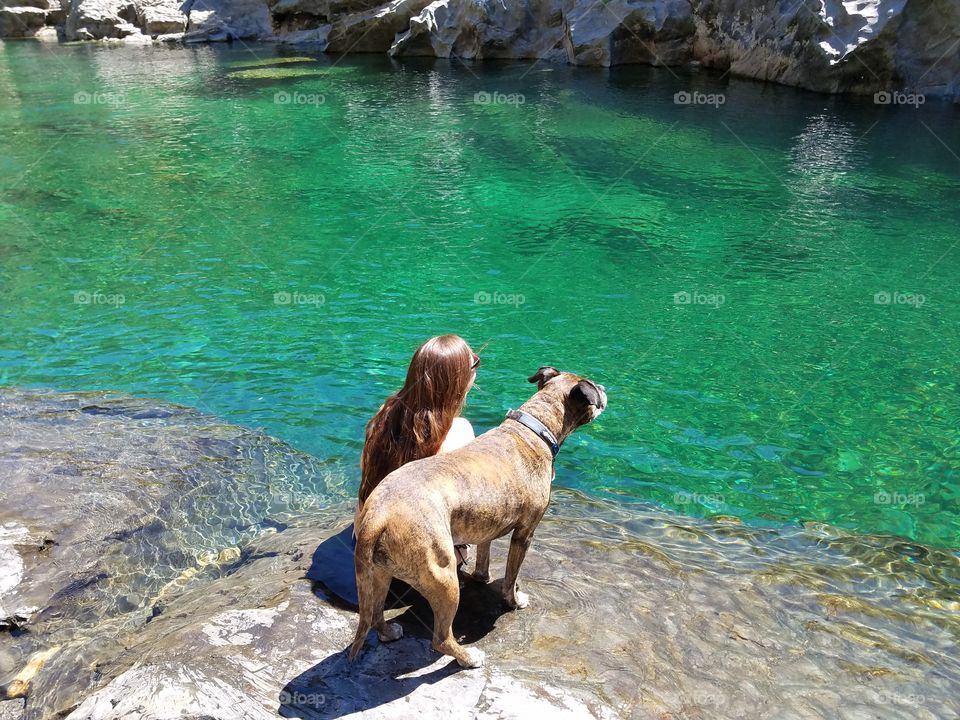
left=1, top=387, right=959, bottom=719
left=1, top=0, right=958, bottom=100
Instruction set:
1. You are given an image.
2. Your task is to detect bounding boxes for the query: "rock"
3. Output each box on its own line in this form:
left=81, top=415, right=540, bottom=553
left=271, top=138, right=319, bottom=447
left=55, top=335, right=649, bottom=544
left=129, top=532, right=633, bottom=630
left=0, top=6, right=46, bottom=37
left=64, top=0, right=127, bottom=39
left=323, top=0, right=434, bottom=54
left=274, top=24, right=328, bottom=43
left=32, top=22, right=59, bottom=37
left=181, top=0, right=272, bottom=40
left=390, top=0, right=567, bottom=59
left=63, top=0, right=185, bottom=39
left=36, top=0, right=960, bottom=99
left=564, top=0, right=695, bottom=67
left=135, top=0, right=186, bottom=34
left=3, top=387, right=960, bottom=719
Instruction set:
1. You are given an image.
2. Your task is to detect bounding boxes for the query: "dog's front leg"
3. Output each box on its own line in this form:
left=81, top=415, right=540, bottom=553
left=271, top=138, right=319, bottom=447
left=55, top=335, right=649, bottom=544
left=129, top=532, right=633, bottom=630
left=472, top=541, right=491, bottom=583
left=502, top=528, right=534, bottom=609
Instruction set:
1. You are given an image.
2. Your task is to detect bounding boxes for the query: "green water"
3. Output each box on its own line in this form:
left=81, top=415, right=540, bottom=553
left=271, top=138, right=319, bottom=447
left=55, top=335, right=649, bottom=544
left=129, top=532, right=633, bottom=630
left=1, top=42, right=959, bottom=548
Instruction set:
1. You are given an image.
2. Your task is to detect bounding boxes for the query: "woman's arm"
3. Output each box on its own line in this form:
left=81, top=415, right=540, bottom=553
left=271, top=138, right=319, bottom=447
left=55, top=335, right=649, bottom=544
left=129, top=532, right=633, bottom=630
left=439, top=417, right=475, bottom=453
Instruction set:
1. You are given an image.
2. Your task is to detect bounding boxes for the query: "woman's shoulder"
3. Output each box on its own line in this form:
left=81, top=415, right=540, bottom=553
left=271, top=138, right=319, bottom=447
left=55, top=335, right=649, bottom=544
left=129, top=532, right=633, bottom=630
left=450, top=416, right=474, bottom=431
left=440, top=416, right=475, bottom=453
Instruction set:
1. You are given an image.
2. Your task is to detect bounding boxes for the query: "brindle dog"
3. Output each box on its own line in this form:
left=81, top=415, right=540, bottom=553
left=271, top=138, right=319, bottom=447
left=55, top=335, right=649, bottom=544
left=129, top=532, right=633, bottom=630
left=350, top=367, right=607, bottom=668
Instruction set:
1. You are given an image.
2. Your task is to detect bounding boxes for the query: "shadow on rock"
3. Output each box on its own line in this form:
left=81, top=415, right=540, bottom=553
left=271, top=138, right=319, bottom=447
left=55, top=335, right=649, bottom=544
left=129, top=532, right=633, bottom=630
left=305, top=525, right=509, bottom=643
left=287, top=533, right=510, bottom=718
left=278, top=643, right=462, bottom=719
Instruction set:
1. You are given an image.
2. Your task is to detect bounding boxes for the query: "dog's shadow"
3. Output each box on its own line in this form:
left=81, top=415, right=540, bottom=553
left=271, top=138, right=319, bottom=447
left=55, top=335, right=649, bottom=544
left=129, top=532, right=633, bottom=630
left=282, top=531, right=509, bottom=718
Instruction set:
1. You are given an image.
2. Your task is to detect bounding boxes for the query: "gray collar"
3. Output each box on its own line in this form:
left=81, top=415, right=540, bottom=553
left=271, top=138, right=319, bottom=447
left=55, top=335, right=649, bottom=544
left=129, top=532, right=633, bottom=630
left=506, top=409, right=560, bottom=458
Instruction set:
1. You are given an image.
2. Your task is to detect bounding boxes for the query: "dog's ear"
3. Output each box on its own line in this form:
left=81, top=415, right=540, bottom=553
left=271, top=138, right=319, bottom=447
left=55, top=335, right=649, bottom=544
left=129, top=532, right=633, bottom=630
left=528, top=366, right=561, bottom=389
left=570, top=380, right=603, bottom=409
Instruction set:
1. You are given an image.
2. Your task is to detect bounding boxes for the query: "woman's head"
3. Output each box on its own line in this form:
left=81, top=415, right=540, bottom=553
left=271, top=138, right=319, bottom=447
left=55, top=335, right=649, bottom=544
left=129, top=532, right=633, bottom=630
left=359, top=335, right=477, bottom=507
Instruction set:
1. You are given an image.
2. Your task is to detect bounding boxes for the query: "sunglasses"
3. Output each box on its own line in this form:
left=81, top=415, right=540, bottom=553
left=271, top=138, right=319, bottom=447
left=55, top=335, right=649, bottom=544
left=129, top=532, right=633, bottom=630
left=471, top=353, right=481, bottom=370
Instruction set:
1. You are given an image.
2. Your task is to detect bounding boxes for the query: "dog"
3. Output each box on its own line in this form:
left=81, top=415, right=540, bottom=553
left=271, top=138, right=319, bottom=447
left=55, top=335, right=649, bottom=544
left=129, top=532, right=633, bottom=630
left=350, top=366, right=607, bottom=668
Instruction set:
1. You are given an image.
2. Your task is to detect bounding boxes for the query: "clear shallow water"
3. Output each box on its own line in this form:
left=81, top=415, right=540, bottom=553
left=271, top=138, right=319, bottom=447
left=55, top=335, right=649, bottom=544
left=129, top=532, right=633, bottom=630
left=1, top=42, right=959, bottom=548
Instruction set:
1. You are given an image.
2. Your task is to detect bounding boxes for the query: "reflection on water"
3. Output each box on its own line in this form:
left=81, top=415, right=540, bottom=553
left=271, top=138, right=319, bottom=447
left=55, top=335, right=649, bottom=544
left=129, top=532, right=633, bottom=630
left=1, top=45, right=960, bottom=549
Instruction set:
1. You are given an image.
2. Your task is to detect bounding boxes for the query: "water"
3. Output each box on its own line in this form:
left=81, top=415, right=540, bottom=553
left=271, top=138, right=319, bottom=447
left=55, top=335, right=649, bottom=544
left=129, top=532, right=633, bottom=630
left=1, top=41, right=959, bottom=549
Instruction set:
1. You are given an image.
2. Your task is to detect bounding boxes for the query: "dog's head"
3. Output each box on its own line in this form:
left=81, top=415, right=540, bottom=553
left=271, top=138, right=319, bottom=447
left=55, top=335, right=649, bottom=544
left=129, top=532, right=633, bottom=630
left=527, top=366, right=607, bottom=432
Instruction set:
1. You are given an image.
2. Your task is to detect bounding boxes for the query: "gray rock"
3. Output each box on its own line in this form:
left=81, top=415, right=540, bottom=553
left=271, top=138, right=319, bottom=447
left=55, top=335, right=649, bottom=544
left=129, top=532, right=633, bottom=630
left=2, top=387, right=959, bottom=719
left=32, top=22, right=59, bottom=36
left=63, top=0, right=185, bottom=39
left=34, top=0, right=960, bottom=99
left=136, top=0, right=186, bottom=34
left=181, top=0, right=272, bottom=40
left=0, top=6, right=46, bottom=37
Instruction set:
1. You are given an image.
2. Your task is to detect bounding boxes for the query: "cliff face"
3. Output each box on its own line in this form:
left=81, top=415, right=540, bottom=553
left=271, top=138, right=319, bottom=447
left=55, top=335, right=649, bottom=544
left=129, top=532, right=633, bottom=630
left=1, top=0, right=957, bottom=99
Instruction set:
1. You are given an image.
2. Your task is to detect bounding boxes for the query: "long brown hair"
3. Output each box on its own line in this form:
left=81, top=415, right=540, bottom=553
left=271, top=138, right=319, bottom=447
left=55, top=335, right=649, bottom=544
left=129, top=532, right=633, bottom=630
left=358, top=335, right=475, bottom=508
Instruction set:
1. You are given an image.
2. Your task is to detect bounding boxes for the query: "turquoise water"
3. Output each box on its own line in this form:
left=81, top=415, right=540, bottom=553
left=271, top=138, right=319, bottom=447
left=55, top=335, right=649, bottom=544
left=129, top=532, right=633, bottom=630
left=1, top=42, right=959, bottom=548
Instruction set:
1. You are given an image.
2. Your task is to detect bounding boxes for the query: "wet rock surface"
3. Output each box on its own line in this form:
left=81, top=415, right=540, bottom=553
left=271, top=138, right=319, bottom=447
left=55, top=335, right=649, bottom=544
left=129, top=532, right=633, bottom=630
left=1, top=387, right=958, bottom=719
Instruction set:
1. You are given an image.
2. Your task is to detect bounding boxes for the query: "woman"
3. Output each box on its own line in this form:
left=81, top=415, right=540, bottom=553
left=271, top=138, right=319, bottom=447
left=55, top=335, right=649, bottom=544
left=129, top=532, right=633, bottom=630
left=356, top=334, right=479, bottom=566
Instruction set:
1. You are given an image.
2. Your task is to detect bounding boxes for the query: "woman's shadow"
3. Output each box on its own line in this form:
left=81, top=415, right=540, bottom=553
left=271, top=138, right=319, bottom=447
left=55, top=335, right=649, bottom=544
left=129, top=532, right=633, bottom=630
left=281, top=526, right=509, bottom=718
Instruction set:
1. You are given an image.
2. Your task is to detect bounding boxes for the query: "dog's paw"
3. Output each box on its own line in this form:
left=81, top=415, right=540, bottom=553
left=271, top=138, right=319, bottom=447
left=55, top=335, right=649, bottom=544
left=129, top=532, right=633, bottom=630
left=457, top=647, right=485, bottom=669
left=506, top=590, right=530, bottom=610
left=377, top=622, right=403, bottom=643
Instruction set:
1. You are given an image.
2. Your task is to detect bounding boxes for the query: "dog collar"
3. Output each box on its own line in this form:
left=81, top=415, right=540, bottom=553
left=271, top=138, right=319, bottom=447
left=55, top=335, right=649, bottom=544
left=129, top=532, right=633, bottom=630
left=506, top=409, right=560, bottom=458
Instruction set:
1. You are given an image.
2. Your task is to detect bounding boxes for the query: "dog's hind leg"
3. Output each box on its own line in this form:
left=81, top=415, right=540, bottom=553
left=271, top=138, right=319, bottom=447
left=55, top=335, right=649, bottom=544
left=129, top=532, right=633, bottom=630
left=350, top=564, right=401, bottom=660
left=418, top=562, right=484, bottom=669
left=471, top=541, right=491, bottom=583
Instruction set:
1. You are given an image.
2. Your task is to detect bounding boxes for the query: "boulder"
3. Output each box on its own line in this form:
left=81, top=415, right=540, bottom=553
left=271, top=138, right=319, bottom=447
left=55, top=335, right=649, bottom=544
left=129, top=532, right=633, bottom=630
left=564, top=0, right=695, bottom=67
left=181, top=0, right=272, bottom=39
left=390, top=0, right=567, bottom=60
left=32, top=23, right=59, bottom=37
left=64, top=0, right=129, bottom=39
left=323, top=0, right=434, bottom=53
left=135, top=0, right=186, bottom=34
left=0, top=6, right=46, bottom=37
left=2, top=387, right=959, bottom=719
left=269, top=0, right=382, bottom=34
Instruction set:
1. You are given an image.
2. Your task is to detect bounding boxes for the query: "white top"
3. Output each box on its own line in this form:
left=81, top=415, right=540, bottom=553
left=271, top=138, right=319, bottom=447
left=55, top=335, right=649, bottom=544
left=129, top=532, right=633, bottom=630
left=439, top=416, right=475, bottom=453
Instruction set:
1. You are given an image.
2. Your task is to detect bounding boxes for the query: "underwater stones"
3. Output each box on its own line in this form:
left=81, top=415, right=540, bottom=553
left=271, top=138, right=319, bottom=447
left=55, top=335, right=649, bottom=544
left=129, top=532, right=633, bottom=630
left=3, top=388, right=960, bottom=718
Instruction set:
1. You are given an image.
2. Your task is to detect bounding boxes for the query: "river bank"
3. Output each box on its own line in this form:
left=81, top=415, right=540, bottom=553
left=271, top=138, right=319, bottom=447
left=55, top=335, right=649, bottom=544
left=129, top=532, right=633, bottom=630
left=2, top=0, right=959, bottom=100
left=1, top=387, right=957, bottom=718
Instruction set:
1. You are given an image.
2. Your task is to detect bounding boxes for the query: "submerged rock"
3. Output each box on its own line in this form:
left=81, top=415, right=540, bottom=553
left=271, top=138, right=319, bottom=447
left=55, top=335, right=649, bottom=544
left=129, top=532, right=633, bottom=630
left=1, top=387, right=958, bottom=719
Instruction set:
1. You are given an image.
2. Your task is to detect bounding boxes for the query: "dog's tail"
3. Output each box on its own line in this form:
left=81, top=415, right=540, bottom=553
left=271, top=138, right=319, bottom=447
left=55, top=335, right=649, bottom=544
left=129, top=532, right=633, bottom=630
left=349, top=515, right=387, bottom=662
